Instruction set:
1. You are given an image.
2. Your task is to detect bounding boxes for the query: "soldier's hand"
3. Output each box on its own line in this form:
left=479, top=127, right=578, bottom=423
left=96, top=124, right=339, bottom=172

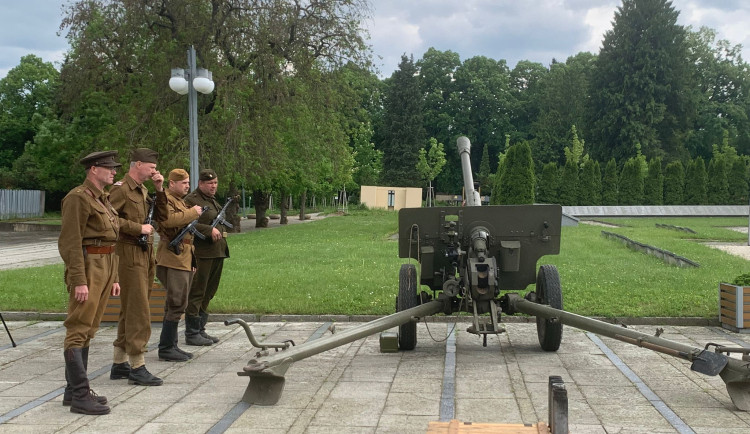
left=141, top=224, right=154, bottom=235
left=193, top=205, right=203, bottom=215
left=211, top=227, right=222, bottom=241
left=111, top=282, right=121, bottom=297
left=74, top=285, right=89, bottom=303
left=152, top=171, right=164, bottom=191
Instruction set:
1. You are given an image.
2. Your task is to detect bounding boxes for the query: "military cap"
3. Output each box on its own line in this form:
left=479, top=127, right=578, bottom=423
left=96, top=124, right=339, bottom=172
left=199, top=168, right=217, bottom=181
left=169, top=168, right=189, bottom=181
left=130, top=148, right=159, bottom=164
left=79, top=150, right=122, bottom=169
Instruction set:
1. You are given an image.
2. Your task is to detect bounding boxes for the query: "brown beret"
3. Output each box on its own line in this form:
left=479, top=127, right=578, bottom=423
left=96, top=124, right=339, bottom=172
left=80, top=151, right=122, bottom=169
left=199, top=169, right=217, bottom=181
left=130, top=148, right=159, bottom=164
left=169, top=168, right=189, bottom=182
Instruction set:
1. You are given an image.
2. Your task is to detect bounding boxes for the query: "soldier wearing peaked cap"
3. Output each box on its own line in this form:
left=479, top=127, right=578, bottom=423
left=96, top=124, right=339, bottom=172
left=58, top=150, right=122, bottom=415
left=183, top=168, right=230, bottom=346
left=108, top=148, right=167, bottom=386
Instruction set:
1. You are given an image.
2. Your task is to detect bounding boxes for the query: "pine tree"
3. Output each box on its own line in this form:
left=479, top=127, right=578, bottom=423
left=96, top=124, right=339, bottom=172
left=497, top=142, right=535, bottom=205
left=537, top=162, right=559, bottom=204
left=684, top=157, right=707, bottom=204
left=578, top=159, right=601, bottom=205
left=707, top=158, right=729, bottom=204
left=601, top=158, right=618, bottom=205
left=644, top=158, right=663, bottom=205
left=381, top=54, right=425, bottom=187
left=728, top=159, right=748, bottom=204
left=663, top=160, right=684, bottom=205
left=619, top=158, right=644, bottom=205
left=558, top=160, right=579, bottom=206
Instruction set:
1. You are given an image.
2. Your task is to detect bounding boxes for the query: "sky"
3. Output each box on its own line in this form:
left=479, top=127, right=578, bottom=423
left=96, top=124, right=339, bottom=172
left=1, top=1, right=750, bottom=80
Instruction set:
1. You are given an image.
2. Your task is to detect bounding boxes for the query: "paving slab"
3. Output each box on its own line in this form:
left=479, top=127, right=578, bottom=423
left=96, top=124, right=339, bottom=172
left=2, top=320, right=750, bottom=433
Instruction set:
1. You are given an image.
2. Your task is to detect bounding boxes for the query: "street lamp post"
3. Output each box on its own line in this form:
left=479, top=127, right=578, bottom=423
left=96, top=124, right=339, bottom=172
left=169, top=45, right=214, bottom=191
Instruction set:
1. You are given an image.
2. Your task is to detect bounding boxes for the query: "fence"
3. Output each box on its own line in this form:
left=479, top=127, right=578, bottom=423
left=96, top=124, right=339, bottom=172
left=0, top=190, right=45, bottom=219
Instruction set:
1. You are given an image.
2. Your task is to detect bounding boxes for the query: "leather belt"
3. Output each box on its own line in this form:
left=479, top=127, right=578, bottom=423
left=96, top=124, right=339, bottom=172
left=85, top=245, right=115, bottom=254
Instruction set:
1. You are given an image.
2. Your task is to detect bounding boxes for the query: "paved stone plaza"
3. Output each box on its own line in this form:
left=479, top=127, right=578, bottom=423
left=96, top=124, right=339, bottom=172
left=2, top=318, right=750, bottom=433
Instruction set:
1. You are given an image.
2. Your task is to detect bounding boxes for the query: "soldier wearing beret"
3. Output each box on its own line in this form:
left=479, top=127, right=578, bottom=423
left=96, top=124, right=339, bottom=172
left=58, top=150, right=122, bottom=415
left=109, top=148, right=167, bottom=386
left=154, top=169, right=204, bottom=361
left=183, top=168, right=230, bottom=346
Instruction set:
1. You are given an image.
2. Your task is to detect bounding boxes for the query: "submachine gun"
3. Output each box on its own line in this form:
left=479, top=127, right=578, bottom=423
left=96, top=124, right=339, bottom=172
left=137, top=194, right=156, bottom=251
left=210, top=197, right=234, bottom=232
left=167, top=207, right=207, bottom=254
left=225, top=136, right=750, bottom=417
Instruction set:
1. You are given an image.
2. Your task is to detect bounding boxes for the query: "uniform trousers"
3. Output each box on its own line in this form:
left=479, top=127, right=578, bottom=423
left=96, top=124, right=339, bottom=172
left=186, top=257, right=224, bottom=317
left=113, top=243, right=155, bottom=355
left=156, top=266, right=192, bottom=322
left=63, top=251, right=118, bottom=350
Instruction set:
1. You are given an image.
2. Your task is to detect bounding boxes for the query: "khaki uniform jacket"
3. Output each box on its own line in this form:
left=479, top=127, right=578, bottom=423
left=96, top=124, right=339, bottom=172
left=155, top=190, right=200, bottom=271
left=184, top=189, right=230, bottom=259
left=58, top=178, right=120, bottom=287
left=110, top=174, right=167, bottom=245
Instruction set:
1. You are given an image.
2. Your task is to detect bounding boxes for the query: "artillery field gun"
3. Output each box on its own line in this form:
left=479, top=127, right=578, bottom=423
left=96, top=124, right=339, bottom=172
left=227, top=136, right=750, bottom=421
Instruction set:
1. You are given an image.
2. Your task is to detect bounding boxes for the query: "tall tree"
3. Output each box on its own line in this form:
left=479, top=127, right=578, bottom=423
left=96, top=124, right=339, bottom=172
left=381, top=54, right=425, bottom=186
left=416, top=137, right=446, bottom=206
left=558, top=160, right=579, bottom=206
left=536, top=162, right=559, bottom=204
left=663, top=160, right=684, bottom=205
left=684, top=157, right=707, bottom=204
left=728, top=159, right=748, bottom=205
left=644, top=157, right=663, bottom=205
left=589, top=0, right=696, bottom=163
left=619, top=157, right=644, bottom=205
left=707, top=157, right=729, bottom=204
left=495, top=142, right=535, bottom=205
left=578, top=159, right=601, bottom=206
left=601, top=158, right=619, bottom=205
left=0, top=55, right=59, bottom=185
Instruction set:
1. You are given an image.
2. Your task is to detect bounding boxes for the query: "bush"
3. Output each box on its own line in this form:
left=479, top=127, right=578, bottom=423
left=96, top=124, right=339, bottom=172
left=663, top=160, right=684, bottom=205
left=497, top=142, right=535, bottom=205
left=602, top=158, right=618, bottom=205
left=644, top=157, right=663, bottom=205
left=618, top=157, right=644, bottom=205
left=684, top=157, right=707, bottom=205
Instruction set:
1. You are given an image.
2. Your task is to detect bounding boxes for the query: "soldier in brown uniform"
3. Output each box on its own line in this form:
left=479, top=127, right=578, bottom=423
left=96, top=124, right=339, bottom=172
left=58, top=151, right=122, bottom=415
left=109, top=148, right=166, bottom=386
left=154, top=169, right=203, bottom=361
left=183, top=169, right=230, bottom=346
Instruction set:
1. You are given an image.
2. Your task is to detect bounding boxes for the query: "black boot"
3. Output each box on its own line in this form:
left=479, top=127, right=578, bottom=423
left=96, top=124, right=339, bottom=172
left=110, top=361, right=131, bottom=380
left=64, top=348, right=110, bottom=415
left=199, top=311, right=219, bottom=343
left=173, top=326, right=193, bottom=359
left=128, top=365, right=163, bottom=386
left=158, top=320, right=189, bottom=362
left=184, top=316, right=213, bottom=346
left=63, top=347, right=107, bottom=406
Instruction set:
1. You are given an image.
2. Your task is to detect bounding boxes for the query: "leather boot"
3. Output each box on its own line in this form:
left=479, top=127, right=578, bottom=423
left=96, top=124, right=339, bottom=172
left=199, top=311, right=219, bottom=343
left=128, top=365, right=163, bottom=386
left=63, top=347, right=107, bottom=406
left=173, top=326, right=193, bottom=359
left=158, top=320, right=189, bottom=362
left=185, top=316, right=213, bottom=346
left=64, top=348, right=110, bottom=415
left=110, top=361, right=131, bottom=380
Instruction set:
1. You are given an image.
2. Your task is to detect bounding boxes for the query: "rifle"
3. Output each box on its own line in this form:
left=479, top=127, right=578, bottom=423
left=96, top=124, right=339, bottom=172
left=137, top=194, right=156, bottom=251
left=210, top=197, right=234, bottom=230
left=167, top=207, right=208, bottom=254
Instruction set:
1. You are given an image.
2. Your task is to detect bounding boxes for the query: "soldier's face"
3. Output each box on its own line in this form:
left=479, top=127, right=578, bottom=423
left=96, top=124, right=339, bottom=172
left=199, top=178, right=218, bottom=197
left=92, top=166, right=116, bottom=185
left=135, top=162, right=157, bottom=183
left=169, top=178, right=191, bottom=197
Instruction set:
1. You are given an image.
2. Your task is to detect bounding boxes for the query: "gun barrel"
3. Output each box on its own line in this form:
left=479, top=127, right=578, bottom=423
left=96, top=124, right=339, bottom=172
left=457, top=136, right=481, bottom=206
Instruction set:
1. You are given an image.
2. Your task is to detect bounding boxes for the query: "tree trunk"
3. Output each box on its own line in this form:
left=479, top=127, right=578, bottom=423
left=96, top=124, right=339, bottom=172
left=280, top=190, right=289, bottom=225
left=253, top=190, right=270, bottom=228
left=226, top=181, right=242, bottom=232
left=299, top=189, right=307, bottom=220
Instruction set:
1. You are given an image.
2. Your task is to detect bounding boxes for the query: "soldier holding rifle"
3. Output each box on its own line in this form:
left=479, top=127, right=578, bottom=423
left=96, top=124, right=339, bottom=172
left=183, top=169, right=231, bottom=346
left=58, top=150, right=122, bottom=415
left=109, top=148, right=166, bottom=386
left=154, top=169, right=204, bottom=361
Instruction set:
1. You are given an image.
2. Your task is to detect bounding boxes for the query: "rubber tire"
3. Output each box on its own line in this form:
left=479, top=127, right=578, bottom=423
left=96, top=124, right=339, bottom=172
left=397, top=263, right=419, bottom=350
left=535, top=264, right=563, bottom=352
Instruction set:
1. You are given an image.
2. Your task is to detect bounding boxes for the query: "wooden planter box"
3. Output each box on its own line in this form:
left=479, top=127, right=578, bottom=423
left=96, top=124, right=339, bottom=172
left=101, top=281, right=167, bottom=323
left=719, top=283, right=750, bottom=333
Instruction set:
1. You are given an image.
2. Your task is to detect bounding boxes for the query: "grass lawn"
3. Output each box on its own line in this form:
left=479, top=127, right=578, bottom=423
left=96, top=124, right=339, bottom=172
left=1, top=209, right=749, bottom=318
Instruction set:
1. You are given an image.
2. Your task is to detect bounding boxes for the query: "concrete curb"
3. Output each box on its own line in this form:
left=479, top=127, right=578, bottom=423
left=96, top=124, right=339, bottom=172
left=0, top=310, right=721, bottom=327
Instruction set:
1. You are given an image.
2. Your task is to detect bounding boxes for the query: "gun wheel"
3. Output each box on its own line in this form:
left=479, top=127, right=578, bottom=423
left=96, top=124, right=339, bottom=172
left=397, top=263, right=419, bottom=350
left=535, top=264, right=563, bottom=352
